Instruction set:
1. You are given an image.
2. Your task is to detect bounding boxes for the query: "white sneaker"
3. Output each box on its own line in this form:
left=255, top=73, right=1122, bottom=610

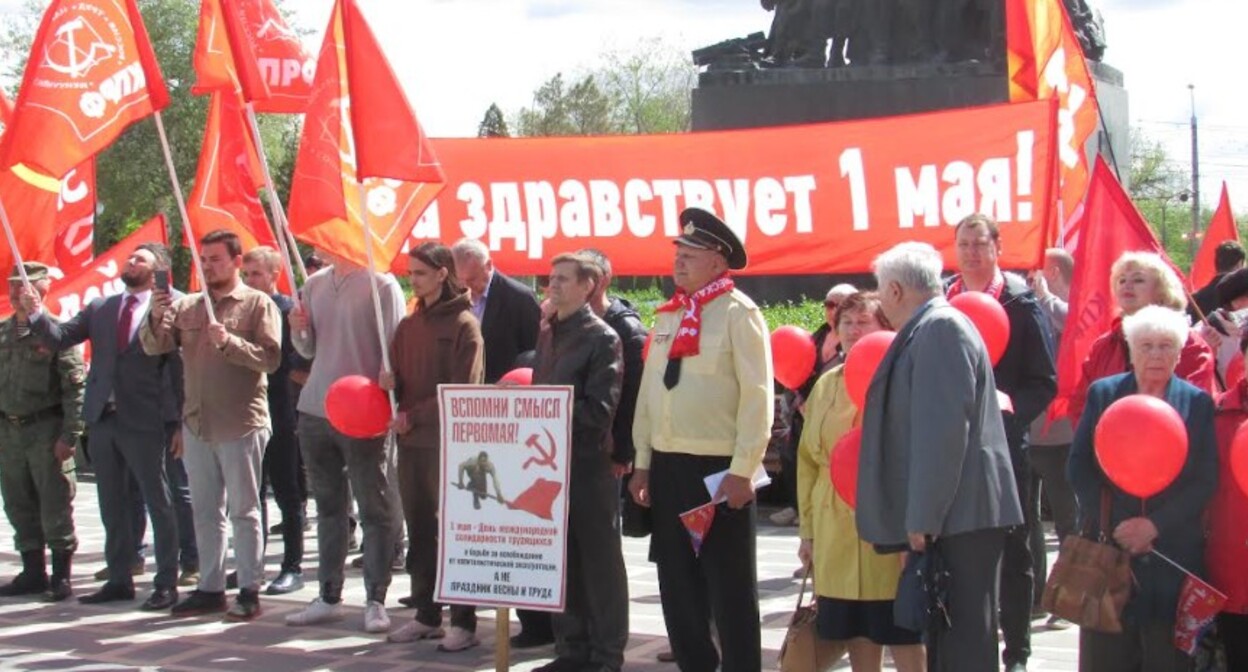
left=387, top=619, right=444, bottom=643
left=285, top=597, right=343, bottom=626
left=437, top=626, right=479, bottom=652
left=364, top=601, right=391, bottom=633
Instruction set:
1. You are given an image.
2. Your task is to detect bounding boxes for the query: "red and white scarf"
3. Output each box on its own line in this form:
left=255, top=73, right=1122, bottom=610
left=656, top=273, right=735, bottom=359
left=946, top=270, right=1005, bottom=300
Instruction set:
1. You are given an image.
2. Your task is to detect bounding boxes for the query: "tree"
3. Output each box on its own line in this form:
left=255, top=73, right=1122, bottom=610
left=1128, top=129, right=1224, bottom=272
left=477, top=103, right=510, bottom=138
left=513, top=38, right=696, bottom=138
left=0, top=0, right=301, bottom=254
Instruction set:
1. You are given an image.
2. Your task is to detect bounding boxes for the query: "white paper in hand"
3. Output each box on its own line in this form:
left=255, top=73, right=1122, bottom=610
left=704, top=465, right=771, bottom=504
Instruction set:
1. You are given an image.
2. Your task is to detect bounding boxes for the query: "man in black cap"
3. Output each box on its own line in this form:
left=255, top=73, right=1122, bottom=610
left=630, top=208, right=774, bottom=672
left=1190, top=241, right=1246, bottom=321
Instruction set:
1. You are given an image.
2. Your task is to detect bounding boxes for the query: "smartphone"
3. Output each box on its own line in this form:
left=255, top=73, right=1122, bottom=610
left=155, top=269, right=170, bottom=292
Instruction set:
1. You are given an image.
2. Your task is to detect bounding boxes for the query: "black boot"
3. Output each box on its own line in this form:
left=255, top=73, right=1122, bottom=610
left=45, top=550, right=73, bottom=602
left=0, top=549, right=48, bottom=597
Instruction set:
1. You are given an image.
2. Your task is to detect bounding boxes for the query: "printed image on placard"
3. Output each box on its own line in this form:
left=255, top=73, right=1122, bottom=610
left=436, top=384, right=573, bottom=612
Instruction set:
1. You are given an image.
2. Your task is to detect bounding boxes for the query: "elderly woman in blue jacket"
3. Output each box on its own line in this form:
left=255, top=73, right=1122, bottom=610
left=1068, top=305, right=1218, bottom=672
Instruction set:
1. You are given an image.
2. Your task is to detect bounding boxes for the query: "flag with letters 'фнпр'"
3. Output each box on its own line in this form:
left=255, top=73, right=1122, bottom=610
left=191, top=0, right=314, bottom=113
left=286, top=0, right=445, bottom=270
left=0, top=0, right=169, bottom=181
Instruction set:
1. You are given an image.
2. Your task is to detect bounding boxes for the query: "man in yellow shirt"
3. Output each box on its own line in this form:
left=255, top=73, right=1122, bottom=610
left=629, top=208, right=774, bottom=672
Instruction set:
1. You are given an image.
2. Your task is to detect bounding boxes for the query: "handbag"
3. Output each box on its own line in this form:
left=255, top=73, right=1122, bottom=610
left=778, top=569, right=848, bottom=672
left=1041, top=488, right=1133, bottom=633
left=894, top=538, right=952, bottom=635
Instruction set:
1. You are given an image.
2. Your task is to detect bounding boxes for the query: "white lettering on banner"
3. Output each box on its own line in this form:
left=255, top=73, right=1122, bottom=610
left=840, top=148, right=870, bottom=231
left=79, top=62, right=147, bottom=120
left=58, top=168, right=90, bottom=211
left=54, top=276, right=124, bottom=321
left=894, top=131, right=1037, bottom=229
left=448, top=176, right=818, bottom=259
left=258, top=57, right=314, bottom=87
left=1041, top=48, right=1088, bottom=169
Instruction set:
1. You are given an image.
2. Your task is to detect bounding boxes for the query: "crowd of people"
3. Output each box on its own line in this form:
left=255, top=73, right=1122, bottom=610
left=0, top=208, right=1245, bottom=672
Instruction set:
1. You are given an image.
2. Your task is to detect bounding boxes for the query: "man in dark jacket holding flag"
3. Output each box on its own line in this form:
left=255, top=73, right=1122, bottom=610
left=947, top=213, right=1057, bottom=672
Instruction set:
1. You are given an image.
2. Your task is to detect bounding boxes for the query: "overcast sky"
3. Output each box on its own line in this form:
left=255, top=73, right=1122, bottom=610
left=3, top=0, right=1244, bottom=215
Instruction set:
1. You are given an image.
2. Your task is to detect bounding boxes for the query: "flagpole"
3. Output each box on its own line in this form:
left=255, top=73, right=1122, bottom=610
left=241, top=102, right=308, bottom=289
left=154, top=110, right=215, bottom=323
left=357, top=181, right=396, bottom=409
left=0, top=195, right=32, bottom=293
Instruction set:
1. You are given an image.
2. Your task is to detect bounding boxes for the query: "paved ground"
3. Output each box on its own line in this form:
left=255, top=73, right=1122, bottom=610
left=0, top=477, right=1080, bottom=671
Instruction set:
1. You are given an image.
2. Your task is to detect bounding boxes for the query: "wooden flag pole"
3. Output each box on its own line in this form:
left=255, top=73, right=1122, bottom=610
left=357, top=181, right=397, bottom=409
left=242, top=102, right=308, bottom=289
left=0, top=195, right=32, bottom=293
left=496, top=607, right=510, bottom=672
left=154, top=110, right=215, bottom=323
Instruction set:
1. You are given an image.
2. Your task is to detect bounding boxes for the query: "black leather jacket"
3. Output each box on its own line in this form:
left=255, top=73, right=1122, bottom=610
left=533, top=304, right=623, bottom=457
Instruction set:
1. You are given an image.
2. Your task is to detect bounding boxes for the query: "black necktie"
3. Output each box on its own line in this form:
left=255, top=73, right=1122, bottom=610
left=663, top=358, right=682, bottom=390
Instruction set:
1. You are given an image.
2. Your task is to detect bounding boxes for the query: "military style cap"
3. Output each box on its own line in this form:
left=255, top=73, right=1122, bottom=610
left=673, top=207, right=748, bottom=270
left=7, top=262, right=49, bottom=282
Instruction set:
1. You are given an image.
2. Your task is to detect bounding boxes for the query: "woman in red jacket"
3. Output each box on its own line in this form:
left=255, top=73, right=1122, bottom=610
left=1211, top=342, right=1248, bottom=669
left=1069, top=251, right=1215, bottom=424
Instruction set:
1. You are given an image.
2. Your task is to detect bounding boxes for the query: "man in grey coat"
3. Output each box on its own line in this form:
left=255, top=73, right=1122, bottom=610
left=857, top=242, right=1023, bottom=672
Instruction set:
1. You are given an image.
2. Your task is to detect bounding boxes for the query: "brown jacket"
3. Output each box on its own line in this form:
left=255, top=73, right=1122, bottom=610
left=390, top=288, right=484, bottom=448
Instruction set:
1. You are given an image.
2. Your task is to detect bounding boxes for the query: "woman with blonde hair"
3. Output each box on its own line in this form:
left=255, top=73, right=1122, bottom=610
left=796, top=292, right=925, bottom=672
left=1068, top=251, right=1214, bottom=423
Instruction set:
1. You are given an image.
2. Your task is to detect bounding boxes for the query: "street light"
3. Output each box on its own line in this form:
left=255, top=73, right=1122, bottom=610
left=1159, top=189, right=1192, bottom=248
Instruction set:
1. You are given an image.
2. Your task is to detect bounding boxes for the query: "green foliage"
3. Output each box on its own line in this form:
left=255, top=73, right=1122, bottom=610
left=0, top=0, right=302, bottom=258
left=514, top=38, right=695, bottom=138
left=616, top=286, right=824, bottom=333
left=477, top=103, right=510, bottom=138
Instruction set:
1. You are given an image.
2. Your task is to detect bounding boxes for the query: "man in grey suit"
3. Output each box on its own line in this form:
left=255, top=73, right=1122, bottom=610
left=857, top=242, right=1023, bottom=672
left=19, top=243, right=185, bottom=611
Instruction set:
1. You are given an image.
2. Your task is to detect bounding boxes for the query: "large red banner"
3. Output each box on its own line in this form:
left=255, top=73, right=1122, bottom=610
left=400, top=100, right=1059, bottom=276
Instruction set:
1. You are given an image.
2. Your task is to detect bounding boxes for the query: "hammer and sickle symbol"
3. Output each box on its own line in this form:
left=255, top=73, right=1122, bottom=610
left=521, top=427, right=558, bottom=472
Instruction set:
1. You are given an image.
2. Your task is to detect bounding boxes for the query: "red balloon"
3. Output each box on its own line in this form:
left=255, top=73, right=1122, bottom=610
left=500, top=367, right=533, bottom=386
left=950, top=291, right=1010, bottom=366
left=1231, top=422, right=1248, bottom=498
left=1094, top=394, right=1188, bottom=498
left=830, top=427, right=862, bottom=508
left=325, top=375, right=391, bottom=439
left=843, top=331, right=895, bottom=409
left=771, top=326, right=817, bottom=390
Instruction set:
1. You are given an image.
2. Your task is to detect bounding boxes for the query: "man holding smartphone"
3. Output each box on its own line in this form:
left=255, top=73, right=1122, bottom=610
left=20, top=244, right=188, bottom=611
left=141, top=230, right=281, bottom=622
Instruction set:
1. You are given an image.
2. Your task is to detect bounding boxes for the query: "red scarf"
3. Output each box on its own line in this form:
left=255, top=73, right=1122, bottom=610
left=657, top=273, right=735, bottom=359
left=946, top=270, right=1005, bottom=300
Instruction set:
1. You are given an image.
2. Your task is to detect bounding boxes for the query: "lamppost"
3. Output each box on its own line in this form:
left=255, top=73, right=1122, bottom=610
left=1160, top=189, right=1192, bottom=249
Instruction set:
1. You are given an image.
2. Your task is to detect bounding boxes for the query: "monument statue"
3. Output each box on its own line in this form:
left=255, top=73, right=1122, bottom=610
left=698, top=0, right=1106, bottom=70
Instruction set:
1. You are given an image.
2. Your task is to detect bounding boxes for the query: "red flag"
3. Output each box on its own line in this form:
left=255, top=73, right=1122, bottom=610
left=1052, top=158, right=1181, bottom=419
left=1006, top=0, right=1099, bottom=244
left=1174, top=574, right=1227, bottom=656
left=679, top=502, right=717, bottom=557
left=1190, top=184, right=1239, bottom=292
left=0, top=0, right=170, bottom=180
left=0, top=213, right=165, bottom=320
left=185, top=92, right=287, bottom=293
left=506, top=478, right=563, bottom=522
left=287, top=0, right=444, bottom=269
left=53, top=160, right=97, bottom=273
left=192, top=0, right=313, bottom=113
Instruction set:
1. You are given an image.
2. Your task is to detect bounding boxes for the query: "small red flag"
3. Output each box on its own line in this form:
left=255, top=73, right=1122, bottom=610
left=0, top=0, right=170, bottom=180
left=1190, top=184, right=1239, bottom=292
left=506, top=478, right=563, bottom=522
left=680, top=502, right=717, bottom=557
left=287, top=0, right=444, bottom=269
left=1174, top=574, right=1227, bottom=656
left=1052, top=158, right=1183, bottom=420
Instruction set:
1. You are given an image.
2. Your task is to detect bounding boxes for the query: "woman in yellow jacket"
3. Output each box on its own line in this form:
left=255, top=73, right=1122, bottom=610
left=797, top=292, right=926, bottom=672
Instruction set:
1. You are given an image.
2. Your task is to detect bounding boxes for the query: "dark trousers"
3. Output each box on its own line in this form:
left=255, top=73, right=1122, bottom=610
left=1079, top=620, right=1194, bottom=671
left=553, top=452, right=629, bottom=670
left=929, top=527, right=1006, bottom=672
left=1219, top=612, right=1248, bottom=670
left=1030, top=443, right=1078, bottom=600
left=261, top=419, right=305, bottom=573
left=91, top=414, right=179, bottom=590
left=397, top=445, right=475, bottom=631
left=650, top=452, right=760, bottom=672
left=1001, top=456, right=1035, bottom=666
left=130, top=425, right=197, bottom=571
